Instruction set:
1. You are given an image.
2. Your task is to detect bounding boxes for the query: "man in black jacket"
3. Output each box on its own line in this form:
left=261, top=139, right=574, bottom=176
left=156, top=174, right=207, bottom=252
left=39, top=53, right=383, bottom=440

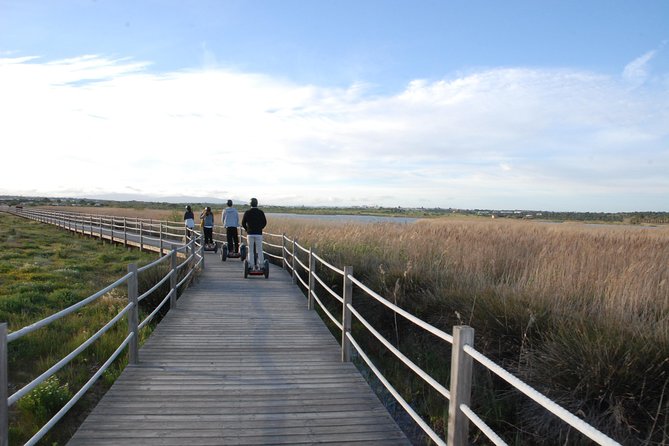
left=241, top=197, right=267, bottom=269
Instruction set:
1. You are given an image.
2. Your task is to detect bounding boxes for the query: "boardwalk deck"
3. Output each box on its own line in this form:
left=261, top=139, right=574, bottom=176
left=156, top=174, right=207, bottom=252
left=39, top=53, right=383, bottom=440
left=68, top=251, right=411, bottom=445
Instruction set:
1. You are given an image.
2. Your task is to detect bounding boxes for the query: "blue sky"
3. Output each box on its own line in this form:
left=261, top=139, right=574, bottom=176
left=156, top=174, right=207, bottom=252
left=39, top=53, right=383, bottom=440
left=1, top=0, right=668, bottom=211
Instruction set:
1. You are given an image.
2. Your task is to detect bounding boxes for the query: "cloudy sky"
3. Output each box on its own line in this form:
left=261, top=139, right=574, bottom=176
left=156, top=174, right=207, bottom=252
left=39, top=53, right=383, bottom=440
left=1, top=1, right=668, bottom=211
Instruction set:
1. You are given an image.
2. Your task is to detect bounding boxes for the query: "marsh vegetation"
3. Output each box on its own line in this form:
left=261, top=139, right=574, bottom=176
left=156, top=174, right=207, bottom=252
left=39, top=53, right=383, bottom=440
left=265, top=217, right=669, bottom=445
left=2, top=207, right=667, bottom=444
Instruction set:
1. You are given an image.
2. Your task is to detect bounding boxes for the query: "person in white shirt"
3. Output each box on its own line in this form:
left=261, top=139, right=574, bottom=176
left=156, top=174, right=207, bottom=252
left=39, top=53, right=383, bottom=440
left=222, top=200, right=240, bottom=253
left=183, top=205, right=195, bottom=239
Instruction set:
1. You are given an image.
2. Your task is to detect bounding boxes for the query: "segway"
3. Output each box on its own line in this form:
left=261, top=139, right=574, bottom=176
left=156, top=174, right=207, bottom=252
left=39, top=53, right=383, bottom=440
left=221, top=243, right=247, bottom=262
left=203, top=241, right=219, bottom=253
left=244, top=250, right=269, bottom=279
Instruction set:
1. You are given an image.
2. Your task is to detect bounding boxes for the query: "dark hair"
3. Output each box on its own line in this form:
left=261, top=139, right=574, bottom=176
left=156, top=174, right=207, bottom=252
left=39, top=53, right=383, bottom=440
left=227, top=200, right=233, bottom=207
left=185, top=205, right=191, bottom=211
left=250, top=198, right=258, bottom=207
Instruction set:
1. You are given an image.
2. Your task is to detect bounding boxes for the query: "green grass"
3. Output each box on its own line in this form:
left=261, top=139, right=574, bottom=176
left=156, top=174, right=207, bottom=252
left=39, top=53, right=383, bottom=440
left=0, top=212, right=161, bottom=445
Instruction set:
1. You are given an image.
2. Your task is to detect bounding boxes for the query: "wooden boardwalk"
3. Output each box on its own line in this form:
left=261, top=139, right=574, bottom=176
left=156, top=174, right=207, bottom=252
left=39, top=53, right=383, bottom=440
left=68, top=251, right=411, bottom=445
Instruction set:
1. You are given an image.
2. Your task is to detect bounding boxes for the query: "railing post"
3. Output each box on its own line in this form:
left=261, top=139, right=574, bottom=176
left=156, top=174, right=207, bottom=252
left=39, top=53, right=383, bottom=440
left=308, top=248, right=315, bottom=310
left=170, top=245, right=178, bottom=309
left=89, top=215, right=93, bottom=237
left=0, top=323, right=8, bottom=446
left=281, top=233, right=287, bottom=270
left=123, top=217, right=128, bottom=248
left=447, top=325, right=475, bottom=446
left=139, top=221, right=144, bottom=252
left=99, top=216, right=103, bottom=243
left=159, top=223, right=164, bottom=256
left=292, top=238, right=297, bottom=284
left=200, top=236, right=205, bottom=270
left=127, top=264, right=139, bottom=365
left=110, top=217, right=115, bottom=244
left=342, top=265, right=353, bottom=362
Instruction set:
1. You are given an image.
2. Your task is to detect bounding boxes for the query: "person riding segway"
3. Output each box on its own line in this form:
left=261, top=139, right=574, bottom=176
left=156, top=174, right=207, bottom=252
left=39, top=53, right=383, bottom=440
left=241, top=198, right=268, bottom=278
left=221, top=200, right=247, bottom=261
left=183, top=205, right=195, bottom=240
left=200, top=206, right=218, bottom=252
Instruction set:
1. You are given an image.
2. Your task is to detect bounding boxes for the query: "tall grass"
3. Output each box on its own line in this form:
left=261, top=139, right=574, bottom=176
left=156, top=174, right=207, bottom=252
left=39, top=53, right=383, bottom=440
left=266, top=217, right=669, bottom=445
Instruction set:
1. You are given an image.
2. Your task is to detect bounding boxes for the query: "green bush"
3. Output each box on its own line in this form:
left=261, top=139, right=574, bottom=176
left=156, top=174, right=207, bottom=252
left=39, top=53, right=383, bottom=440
left=17, top=376, right=72, bottom=425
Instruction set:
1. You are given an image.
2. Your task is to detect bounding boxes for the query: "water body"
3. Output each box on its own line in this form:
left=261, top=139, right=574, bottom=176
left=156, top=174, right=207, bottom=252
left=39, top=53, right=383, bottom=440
left=267, top=213, right=419, bottom=224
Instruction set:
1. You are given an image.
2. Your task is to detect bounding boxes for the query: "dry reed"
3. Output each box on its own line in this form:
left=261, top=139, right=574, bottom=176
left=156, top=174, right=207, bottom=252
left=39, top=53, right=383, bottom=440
left=266, top=217, right=669, bottom=444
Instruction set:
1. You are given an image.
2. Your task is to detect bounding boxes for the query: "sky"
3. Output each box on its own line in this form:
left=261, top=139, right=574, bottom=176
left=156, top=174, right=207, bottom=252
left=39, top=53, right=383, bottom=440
left=1, top=1, right=668, bottom=212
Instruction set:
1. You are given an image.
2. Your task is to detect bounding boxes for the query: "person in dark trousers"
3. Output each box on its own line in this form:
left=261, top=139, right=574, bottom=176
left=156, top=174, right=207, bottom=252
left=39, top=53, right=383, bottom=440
left=200, top=206, right=215, bottom=245
left=222, top=200, right=240, bottom=253
left=183, top=205, right=195, bottom=239
left=241, top=198, right=267, bottom=269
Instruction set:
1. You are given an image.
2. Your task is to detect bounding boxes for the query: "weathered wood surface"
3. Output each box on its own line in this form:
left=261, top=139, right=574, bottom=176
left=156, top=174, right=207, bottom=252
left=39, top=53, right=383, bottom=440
left=68, top=251, right=410, bottom=445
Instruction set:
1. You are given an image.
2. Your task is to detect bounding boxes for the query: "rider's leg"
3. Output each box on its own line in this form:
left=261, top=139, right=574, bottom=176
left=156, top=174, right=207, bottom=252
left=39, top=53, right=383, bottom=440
left=226, top=227, right=234, bottom=250
left=247, top=235, right=264, bottom=268
left=232, top=227, right=239, bottom=253
left=255, top=235, right=264, bottom=266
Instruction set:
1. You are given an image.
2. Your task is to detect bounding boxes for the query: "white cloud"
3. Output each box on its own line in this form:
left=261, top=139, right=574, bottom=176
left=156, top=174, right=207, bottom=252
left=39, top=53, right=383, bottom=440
left=0, top=55, right=667, bottom=211
left=623, top=50, right=656, bottom=87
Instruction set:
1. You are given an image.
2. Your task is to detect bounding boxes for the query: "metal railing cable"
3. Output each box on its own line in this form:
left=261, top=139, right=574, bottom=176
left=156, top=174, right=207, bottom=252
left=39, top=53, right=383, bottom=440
left=312, top=292, right=343, bottom=330
left=137, top=269, right=173, bottom=303
left=459, top=404, right=508, bottom=446
left=139, top=289, right=175, bottom=330
left=463, top=345, right=620, bottom=446
left=7, top=272, right=133, bottom=342
left=349, top=274, right=454, bottom=344
left=312, top=273, right=344, bottom=303
left=312, top=252, right=344, bottom=275
left=346, top=333, right=446, bottom=446
left=347, top=304, right=451, bottom=400
left=8, top=302, right=134, bottom=407
left=24, top=332, right=134, bottom=446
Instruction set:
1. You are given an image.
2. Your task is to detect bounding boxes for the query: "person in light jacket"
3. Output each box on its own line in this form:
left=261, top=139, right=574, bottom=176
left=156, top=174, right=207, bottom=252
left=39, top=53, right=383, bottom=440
left=241, top=198, right=267, bottom=269
left=222, top=200, right=240, bottom=254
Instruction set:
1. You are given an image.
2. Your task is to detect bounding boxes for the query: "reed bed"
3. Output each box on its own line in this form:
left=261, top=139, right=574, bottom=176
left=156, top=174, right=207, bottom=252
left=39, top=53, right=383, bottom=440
left=267, top=217, right=669, bottom=445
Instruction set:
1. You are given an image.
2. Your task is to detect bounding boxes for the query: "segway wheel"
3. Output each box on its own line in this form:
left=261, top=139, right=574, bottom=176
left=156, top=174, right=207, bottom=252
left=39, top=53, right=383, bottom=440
left=221, top=245, right=228, bottom=261
left=214, top=242, right=219, bottom=253
left=243, top=260, right=249, bottom=278
left=263, top=259, right=269, bottom=279
left=240, top=245, right=248, bottom=261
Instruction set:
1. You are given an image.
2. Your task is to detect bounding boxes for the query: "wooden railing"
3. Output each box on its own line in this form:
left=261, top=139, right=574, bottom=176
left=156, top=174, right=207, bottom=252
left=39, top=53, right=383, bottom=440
left=0, top=208, right=621, bottom=445
left=263, top=231, right=622, bottom=446
left=0, top=208, right=204, bottom=446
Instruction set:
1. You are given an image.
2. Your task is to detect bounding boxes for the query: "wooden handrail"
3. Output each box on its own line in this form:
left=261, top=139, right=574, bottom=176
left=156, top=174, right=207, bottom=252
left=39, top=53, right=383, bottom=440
left=270, top=226, right=621, bottom=446
left=0, top=208, right=203, bottom=445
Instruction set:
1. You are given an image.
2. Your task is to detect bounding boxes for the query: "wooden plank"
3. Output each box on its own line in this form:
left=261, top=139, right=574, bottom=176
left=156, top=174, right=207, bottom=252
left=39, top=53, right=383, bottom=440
left=68, top=250, right=410, bottom=445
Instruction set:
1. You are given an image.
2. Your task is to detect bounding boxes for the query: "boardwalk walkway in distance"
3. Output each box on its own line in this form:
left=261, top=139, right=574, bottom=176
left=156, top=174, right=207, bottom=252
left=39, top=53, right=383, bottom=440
left=68, top=251, right=411, bottom=445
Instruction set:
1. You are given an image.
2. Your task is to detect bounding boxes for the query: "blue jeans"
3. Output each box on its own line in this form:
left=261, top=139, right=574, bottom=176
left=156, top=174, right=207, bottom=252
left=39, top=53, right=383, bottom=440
left=246, top=234, right=264, bottom=267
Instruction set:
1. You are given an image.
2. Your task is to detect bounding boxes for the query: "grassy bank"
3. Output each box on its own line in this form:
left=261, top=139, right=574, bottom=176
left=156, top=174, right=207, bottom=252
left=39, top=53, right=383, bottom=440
left=0, top=212, right=161, bottom=444
left=265, top=217, right=669, bottom=445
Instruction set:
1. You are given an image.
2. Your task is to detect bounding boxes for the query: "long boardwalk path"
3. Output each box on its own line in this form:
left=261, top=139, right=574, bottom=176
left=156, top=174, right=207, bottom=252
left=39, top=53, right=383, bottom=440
left=68, top=251, right=410, bottom=445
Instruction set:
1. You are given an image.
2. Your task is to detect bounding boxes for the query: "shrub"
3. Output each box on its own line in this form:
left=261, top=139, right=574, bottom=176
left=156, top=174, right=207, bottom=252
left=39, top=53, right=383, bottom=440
left=17, top=376, right=72, bottom=425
